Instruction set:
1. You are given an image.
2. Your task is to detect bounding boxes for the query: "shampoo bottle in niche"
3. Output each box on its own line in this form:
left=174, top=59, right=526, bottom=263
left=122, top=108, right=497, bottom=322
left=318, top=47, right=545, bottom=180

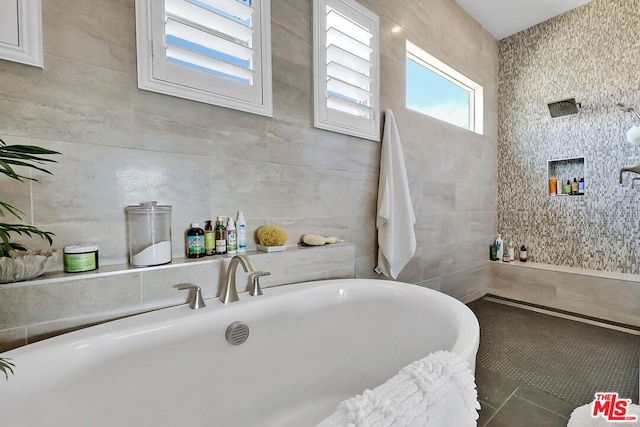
left=571, top=178, right=578, bottom=195
left=237, top=211, right=247, bottom=253
left=227, top=218, right=237, bottom=254
left=578, top=177, right=585, bottom=194
left=508, top=241, right=515, bottom=261
left=215, top=217, right=227, bottom=255
left=187, top=223, right=205, bottom=258
left=204, top=220, right=215, bottom=256
left=495, top=233, right=504, bottom=260
left=564, top=180, right=571, bottom=195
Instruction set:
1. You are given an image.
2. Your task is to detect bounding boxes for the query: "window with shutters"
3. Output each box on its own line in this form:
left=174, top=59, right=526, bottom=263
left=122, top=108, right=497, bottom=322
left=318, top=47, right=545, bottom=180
left=0, top=0, right=43, bottom=68
left=313, top=0, right=380, bottom=141
left=135, top=0, right=272, bottom=117
left=406, top=41, right=483, bottom=134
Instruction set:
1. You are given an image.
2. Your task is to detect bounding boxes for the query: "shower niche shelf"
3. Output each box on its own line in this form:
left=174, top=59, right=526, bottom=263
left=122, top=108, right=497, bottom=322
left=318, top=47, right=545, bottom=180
left=547, top=157, right=585, bottom=196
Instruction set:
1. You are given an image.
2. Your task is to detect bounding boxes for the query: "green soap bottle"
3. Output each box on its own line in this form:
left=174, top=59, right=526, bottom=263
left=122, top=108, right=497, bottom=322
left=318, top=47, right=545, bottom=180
left=204, top=220, right=215, bottom=256
left=215, top=217, right=227, bottom=255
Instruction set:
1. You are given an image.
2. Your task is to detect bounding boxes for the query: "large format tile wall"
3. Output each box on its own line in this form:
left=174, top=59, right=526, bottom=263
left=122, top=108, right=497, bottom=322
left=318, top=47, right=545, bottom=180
left=498, top=0, right=640, bottom=273
left=0, top=0, right=498, bottom=344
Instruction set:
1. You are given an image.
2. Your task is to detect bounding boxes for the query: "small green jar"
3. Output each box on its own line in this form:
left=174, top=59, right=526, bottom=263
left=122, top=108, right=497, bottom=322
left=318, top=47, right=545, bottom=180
left=64, top=244, right=99, bottom=273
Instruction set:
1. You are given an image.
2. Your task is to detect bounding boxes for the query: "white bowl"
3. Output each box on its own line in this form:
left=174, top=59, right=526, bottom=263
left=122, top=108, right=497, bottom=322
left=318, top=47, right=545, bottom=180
left=0, top=250, right=59, bottom=284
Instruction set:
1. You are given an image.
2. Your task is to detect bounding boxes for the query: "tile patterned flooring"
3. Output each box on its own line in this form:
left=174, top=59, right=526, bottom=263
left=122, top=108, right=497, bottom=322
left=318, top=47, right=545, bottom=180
left=469, top=298, right=640, bottom=426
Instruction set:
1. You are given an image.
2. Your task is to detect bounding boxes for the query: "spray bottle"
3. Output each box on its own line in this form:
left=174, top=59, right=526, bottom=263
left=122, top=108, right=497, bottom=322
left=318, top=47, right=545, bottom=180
left=237, top=211, right=247, bottom=253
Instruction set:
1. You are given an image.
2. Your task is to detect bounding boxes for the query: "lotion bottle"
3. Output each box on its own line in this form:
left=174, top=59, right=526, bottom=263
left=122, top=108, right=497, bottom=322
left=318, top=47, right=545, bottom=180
left=495, top=233, right=504, bottom=260
left=237, top=211, right=247, bottom=253
left=508, top=241, right=515, bottom=261
left=227, top=218, right=237, bottom=254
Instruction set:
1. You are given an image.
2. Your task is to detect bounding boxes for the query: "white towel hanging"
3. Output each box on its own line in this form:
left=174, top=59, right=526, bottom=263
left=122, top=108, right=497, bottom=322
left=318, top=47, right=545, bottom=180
left=375, top=109, right=416, bottom=279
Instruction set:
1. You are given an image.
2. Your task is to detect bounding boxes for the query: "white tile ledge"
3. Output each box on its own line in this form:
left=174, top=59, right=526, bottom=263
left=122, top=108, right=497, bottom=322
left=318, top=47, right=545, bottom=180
left=490, top=259, right=640, bottom=283
left=0, top=243, right=356, bottom=289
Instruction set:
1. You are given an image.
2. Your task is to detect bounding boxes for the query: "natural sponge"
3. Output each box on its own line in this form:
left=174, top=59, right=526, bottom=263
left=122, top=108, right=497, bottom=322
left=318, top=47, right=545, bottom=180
left=256, top=225, right=288, bottom=246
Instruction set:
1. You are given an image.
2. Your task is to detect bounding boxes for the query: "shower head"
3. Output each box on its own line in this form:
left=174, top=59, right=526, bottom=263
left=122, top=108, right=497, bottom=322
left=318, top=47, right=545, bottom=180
left=616, top=103, right=640, bottom=120
left=547, top=98, right=581, bottom=118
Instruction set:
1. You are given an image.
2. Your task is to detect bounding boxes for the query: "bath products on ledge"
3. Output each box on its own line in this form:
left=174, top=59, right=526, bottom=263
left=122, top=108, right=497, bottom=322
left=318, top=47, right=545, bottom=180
left=237, top=211, right=247, bottom=253
left=564, top=180, right=571, bottom=195
left=187, top=223, right=205, bottom=259
left=489, top=243, right=498, bottom=261
left=571, top=178, right=578, bottom=195
left=578, top=178, right=585, bottom=194
left=548, top=177, right=557, bottom=195
left=508, top=241, right=515, bottom=261
left=64, top=244, right=99, bottom=273
left=495, top=233, right=504, bottom=260
left=519, top=245, right=527, bottom=262
left=215, top=217, right=227, bottom=255
left=204, top=220, right=215, bottom=256
left=227, top=218, right=237, bottom=254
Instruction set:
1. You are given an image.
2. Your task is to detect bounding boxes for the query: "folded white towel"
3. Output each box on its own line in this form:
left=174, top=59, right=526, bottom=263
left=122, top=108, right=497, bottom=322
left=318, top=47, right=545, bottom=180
left=375, top=109, right=416, bottom=279
left=316, top=351, right=479, bottom=427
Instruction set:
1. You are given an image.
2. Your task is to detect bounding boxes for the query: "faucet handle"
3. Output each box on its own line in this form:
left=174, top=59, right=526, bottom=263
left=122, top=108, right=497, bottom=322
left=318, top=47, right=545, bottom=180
left=249, top=271, right=271, bottom=297
left=177, top=284, right=206, bottom=309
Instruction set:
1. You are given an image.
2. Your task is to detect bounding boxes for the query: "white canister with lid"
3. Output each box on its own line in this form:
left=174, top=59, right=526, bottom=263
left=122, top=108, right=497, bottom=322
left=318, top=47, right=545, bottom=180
left=64, top=244, right=99, bottom=273
left=125, top=201, right=172, bottom=267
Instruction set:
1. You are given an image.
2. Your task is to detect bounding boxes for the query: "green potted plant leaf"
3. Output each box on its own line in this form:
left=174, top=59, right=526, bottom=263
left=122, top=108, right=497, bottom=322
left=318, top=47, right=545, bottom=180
left=0, top=137, right=60, bottom=283
left=0, top=358, right=14, bottom=380
left=0, top=137, right=60, bottom=378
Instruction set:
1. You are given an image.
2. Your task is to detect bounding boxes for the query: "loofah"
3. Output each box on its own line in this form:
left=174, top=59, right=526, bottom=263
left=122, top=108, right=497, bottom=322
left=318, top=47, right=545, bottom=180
left=301, top=234, right=345, bottom=246
left=256, top=225, right=288, bottom=246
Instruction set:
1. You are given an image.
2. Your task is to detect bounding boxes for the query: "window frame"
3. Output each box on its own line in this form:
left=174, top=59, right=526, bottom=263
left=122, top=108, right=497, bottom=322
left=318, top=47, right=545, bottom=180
left=406, top=40, right=483, bottom=135
left=313, top=0, right=380, bottom=141
left=135, top=0, right=273, bottom=117
left=0, top=0, right=43, bottom=68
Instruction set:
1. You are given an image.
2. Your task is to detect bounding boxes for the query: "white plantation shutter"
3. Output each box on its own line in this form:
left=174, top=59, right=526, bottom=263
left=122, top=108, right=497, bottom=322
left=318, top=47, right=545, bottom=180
left=313, top=0, right=380, bottom=141
left=136, top=0, right=272, bottom=117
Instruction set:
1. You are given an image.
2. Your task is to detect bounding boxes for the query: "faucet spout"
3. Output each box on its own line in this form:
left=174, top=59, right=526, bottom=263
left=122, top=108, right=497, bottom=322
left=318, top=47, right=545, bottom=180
left=220, top=255, right=257, bottom=304
left=619, top=164, right=640, bottom=184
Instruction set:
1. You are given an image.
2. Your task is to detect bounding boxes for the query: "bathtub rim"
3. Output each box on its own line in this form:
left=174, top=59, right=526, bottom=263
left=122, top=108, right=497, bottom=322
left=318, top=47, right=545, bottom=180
left=1, top=278, right=480, bottom=370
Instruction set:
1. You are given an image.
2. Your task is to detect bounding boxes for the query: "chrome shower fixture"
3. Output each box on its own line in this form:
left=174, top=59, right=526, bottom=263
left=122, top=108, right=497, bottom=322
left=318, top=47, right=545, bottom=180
left=616, top=103, right=640, bottom=120
left=547, top=98, right=581, bottom=118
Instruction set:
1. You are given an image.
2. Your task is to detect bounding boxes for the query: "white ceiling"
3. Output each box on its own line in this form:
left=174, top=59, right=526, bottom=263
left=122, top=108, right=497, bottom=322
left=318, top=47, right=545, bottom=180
left=454, top=0, right=594, bottom=40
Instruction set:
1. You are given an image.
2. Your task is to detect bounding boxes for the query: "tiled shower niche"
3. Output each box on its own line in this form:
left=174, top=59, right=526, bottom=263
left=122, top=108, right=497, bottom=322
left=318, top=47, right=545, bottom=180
left=547, top=157, right=585, bottom=196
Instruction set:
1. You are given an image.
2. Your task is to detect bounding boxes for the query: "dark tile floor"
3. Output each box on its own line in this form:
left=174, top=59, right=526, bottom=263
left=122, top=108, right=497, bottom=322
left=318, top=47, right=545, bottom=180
left=469, top=297, right=640, bottom=426
left=476, top=365, right=575, bottom=426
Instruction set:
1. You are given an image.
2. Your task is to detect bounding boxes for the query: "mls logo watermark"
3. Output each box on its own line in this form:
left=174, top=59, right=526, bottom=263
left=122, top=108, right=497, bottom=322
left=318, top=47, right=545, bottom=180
left=592, top=393, right=638, bottom=422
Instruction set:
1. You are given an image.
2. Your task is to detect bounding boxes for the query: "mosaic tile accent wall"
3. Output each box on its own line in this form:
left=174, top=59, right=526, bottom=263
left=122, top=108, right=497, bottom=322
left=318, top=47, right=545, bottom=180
left=498, top=0, right=640, bottom=273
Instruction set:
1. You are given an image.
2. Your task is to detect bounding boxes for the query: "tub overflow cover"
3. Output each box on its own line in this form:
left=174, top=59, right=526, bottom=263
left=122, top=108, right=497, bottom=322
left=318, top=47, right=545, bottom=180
left=226, top=321, right=250, bottom=345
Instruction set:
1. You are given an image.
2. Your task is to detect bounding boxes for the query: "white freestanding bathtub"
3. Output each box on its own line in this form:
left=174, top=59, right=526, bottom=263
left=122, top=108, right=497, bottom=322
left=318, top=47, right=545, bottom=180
left=0, top=279, right=479, bottom=427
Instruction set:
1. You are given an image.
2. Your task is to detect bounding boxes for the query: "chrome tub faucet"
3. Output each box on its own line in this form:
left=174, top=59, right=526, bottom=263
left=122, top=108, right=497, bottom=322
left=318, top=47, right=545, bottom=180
left=249, top=271, right=271, bottom=296
left=220, top=255, right=257, bottom=304
left=177, top=284, right=206, bottom=309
